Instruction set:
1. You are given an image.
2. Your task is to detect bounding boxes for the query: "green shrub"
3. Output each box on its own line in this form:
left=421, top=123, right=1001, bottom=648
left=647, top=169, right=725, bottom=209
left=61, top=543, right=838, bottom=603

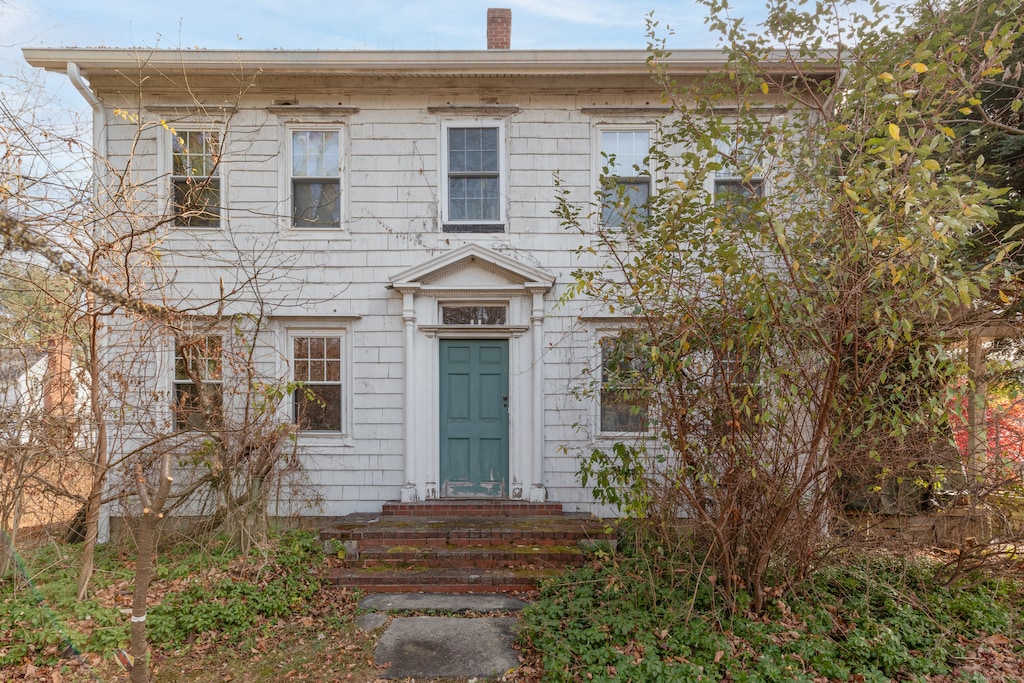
left=520, top=553, right=1021, bottom=682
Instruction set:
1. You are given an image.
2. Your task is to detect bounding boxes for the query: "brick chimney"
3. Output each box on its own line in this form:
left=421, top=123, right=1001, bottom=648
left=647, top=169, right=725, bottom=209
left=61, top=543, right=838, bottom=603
left=487, top=8, right=511, bottom=50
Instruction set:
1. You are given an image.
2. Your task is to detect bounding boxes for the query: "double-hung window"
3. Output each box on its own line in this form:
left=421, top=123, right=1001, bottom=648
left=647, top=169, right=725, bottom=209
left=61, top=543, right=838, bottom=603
left=292, top=335, right=343, bottom=432
left=713, top=136, right=765, bottom=218
left=600, top=130, right=651, bottom=227
left=171, top=131, right=221, bottom=227
left=173, top=336, right=223, bottom=430
left=290, top=130, right=342, bottom=228
left=442, top=122, right=504, bottom=232
left=599, top=334, right=649, bottom=434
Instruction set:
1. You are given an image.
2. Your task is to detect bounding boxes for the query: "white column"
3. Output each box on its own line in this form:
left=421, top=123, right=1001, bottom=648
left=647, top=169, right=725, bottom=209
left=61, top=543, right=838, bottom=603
left=529, top=288, right=547, bottom=502
left=400, top=288, right=419, bottom=502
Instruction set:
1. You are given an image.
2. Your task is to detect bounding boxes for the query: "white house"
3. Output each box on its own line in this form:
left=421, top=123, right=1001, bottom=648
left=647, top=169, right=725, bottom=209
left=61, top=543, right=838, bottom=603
left=23, top=12, right=778, bottom=530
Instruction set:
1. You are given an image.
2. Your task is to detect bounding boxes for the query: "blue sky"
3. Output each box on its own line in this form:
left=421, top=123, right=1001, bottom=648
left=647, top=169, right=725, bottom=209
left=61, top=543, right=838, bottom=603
left=1, top=0, right=771, bottom=122
left=3, top=0, right=765, bottom=53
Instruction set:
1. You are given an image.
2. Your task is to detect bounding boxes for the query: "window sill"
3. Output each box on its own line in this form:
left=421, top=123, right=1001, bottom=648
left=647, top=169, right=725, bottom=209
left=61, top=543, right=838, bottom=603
left=296, top=431, right=354, bottom=447
left=442, top=224, right=505, bottom=234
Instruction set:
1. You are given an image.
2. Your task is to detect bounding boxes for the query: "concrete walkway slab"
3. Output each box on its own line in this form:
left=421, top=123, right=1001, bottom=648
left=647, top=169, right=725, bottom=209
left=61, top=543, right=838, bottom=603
left=360, top=592, right=526, bottom=613
left=374, top=616, right=520, bottom=680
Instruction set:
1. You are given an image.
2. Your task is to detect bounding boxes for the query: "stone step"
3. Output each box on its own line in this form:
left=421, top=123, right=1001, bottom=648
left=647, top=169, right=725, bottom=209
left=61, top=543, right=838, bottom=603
left=381, top=500, right=564, bottom=517
left=325, top=566, right=556, bottom=593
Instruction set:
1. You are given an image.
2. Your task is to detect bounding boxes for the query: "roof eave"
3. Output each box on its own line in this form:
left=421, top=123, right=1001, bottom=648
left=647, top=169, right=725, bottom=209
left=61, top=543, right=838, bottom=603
left=22, top=47, right=831, bottom=78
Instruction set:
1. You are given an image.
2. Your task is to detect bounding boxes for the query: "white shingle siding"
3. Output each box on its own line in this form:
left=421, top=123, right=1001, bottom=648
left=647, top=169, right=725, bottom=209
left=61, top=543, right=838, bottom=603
left=65, top=55, right=699, bottom=521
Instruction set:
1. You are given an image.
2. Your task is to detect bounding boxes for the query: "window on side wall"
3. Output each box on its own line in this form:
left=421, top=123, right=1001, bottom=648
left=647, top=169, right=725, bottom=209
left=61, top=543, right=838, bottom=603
left=171, top=130, right=221, bottom=227
left=173, top=335, right=223, bottom=430
left=599, top=334, right=649, bottom=434
left=290, top=129, right=342, bottom=228
left=713, top=136, right=765, bottom=222
left=599, top=129, right=651, bottom=227
left=442, top=122, right=504, bottom=232
left=292, top=335, right=343, bottom=432
left=713, top=346, right=762, bottom=433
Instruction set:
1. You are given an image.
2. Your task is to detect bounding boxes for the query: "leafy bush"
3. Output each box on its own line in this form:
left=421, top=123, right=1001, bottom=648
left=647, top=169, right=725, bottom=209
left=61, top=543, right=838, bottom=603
left=1, top=530, right=323, bottom=666
left=520, top=553, right=1022, bottom=682
left=147, top=530, right=321, bottom=645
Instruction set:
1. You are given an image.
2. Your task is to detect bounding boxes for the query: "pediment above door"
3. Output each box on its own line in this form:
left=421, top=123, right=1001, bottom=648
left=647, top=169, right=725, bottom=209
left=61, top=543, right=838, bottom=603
left=389, top=244, right=555, bottom=296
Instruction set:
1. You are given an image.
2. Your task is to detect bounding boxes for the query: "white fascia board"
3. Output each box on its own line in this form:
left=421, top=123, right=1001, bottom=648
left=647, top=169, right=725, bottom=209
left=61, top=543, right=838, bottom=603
left=22, top=48, right=821, bottom=79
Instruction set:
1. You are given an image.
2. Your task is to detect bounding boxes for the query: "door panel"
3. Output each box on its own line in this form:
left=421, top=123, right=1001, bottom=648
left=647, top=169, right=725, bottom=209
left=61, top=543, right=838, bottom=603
left=439, top=339, right=509, bottom=498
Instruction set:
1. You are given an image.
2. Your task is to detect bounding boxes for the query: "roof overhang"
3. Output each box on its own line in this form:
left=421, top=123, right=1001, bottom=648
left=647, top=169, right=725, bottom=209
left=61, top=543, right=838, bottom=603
left=22, top=47, right=835, bottom=80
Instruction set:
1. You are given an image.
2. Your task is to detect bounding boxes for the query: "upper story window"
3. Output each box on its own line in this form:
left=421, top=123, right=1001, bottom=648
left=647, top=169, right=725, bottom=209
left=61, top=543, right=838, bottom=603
left=713, top=136, right=765, bottom=212
left=600, top=129, right=651, bottom=227
left=173, top=335, right=223, bottom=431
left=291, top=129, right=342, bottom=228
left=442, top=121, right=505, bottom=232
left=292, top=335, right=344, bottom=432
left=171, top=131, right=221, bottom=228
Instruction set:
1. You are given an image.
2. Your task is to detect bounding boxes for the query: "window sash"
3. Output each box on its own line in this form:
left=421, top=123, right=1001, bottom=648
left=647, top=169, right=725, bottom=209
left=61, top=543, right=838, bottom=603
left=292, top=178, right=341, bottom=227
left=601, top=177, right=651, bottom=227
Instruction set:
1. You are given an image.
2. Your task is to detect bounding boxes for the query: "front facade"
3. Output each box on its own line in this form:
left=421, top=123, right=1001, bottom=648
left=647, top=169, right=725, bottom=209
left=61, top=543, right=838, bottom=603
left=23, top=44, right=739, bottom=524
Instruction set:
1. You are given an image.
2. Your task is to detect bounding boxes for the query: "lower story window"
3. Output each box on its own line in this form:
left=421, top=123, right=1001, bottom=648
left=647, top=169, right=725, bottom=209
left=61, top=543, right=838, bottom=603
left=174, top=335, right=223, bottom=430
left=600, top=334, right=649, bottom=434
left=293, top=335, right=343, bottom=431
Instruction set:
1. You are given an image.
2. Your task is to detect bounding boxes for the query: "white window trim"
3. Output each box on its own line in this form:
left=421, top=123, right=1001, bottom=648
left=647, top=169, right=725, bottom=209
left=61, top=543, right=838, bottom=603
left=281, top=123, right=348, bottom=232
left=158, top=126, right=226, bottom=230
left=284, top=326, right=354, bottom=442
left=439, top=118, right=507, bottom=232
left=592, top=327, right=651, bottom=438
left=593, top=125, right=656, bottom=228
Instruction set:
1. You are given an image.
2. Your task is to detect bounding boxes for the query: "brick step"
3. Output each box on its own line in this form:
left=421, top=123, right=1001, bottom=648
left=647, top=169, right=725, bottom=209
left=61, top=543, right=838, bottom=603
left=381, top=500, right=564, bottom=517
left=355, top=544, right=587, bottom=569
left=320, top=515, right=615, bottom=547
left=320, top=509, right=617, bottom=593
left=325, top=566, right=557, bottom=593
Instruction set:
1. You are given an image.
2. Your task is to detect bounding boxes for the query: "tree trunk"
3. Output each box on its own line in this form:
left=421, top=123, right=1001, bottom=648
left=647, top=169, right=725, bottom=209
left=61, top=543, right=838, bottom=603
left=128, top=457, right=172, bottom=683
left=77, top=302, right=107, bottom=600
left=129, top=508, right=159, bottom=683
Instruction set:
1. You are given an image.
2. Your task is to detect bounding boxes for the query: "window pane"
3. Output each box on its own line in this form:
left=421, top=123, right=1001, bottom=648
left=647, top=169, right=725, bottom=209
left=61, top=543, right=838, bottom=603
left=293, top=180, right=341, bottom=227
left=308, top=337, right=323, bottom=357
left=292, top=130, right=340, bottom=177
left=602, top=178, right=650, bottom=227
left=442, top=306, right=507, bottom=325
left=448, top=127, right=498, bottom=173
left=173, top=131, right=220, bottom=177
left=326, top=337, right=341, bottom=357
left=602, top=130, right=648, bottom=175
left=173, top=178, right=220, bottom=227
left=174, top=382, right=223, bottom=431
left=295, top=384, right=341, bottom=431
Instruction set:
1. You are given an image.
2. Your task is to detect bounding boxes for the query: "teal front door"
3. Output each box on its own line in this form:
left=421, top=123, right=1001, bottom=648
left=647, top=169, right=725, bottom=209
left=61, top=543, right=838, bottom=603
left=439, top=339, right=509, bottom=498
